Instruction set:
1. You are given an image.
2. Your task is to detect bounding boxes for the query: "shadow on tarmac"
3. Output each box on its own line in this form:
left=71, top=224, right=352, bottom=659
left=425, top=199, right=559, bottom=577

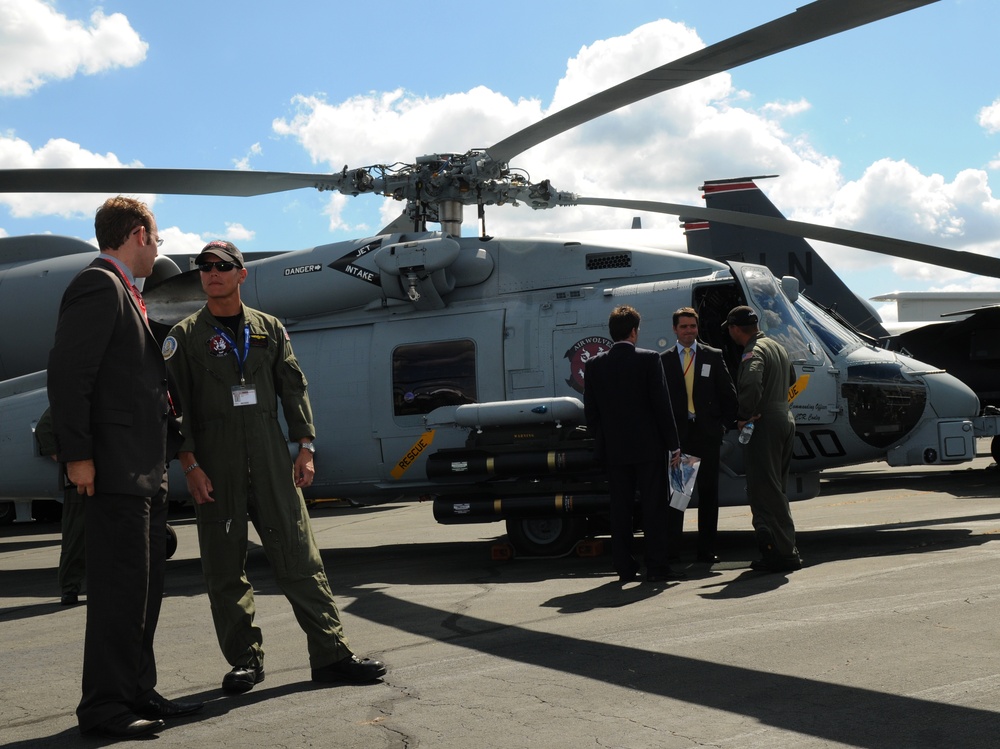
left=341, top=589, right=1000, bottom=749
left=4, top=484, right=1000, bottom=747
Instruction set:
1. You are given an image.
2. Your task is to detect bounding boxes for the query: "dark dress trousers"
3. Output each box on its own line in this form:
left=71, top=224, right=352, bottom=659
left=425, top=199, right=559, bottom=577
left=47, top=258, right=178, bottom=732
left=662, top=342, right=737, bottom=557
left=584, top=342, right=680, bottom=576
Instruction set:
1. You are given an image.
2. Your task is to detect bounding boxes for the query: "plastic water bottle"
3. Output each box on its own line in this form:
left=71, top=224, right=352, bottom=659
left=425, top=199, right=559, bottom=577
left=738, top=421, right=755, bottom=444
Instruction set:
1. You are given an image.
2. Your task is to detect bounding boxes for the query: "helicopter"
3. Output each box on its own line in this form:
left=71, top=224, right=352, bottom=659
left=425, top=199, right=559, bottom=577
left=3, top=0, right=995, bottom=556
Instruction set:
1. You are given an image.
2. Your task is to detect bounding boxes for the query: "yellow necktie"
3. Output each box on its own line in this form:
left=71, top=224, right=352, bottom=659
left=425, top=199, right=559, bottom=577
left=683, top=347, right=695, bottom=415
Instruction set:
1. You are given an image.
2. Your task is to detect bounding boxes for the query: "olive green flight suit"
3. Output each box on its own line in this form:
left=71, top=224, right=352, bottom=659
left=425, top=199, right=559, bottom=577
left=736, top=332, right=798, bottom=560
left=164, top=304, right=352, bottom=669
left=35, top=407, right=86, bottom=596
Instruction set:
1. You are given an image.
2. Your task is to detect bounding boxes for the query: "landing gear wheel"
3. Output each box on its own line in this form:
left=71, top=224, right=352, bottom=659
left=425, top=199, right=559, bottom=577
left=0, top=502, right=13, bottom=526
left=991, top=435, right=1000, bottom=465
left=165, top=523, right=178, bottom=559
left=505, top=516, right=586, bottom=557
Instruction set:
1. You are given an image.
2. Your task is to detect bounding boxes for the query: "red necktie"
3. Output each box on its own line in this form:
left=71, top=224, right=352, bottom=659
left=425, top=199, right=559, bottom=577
left=131, top=285, right=148, bottom=322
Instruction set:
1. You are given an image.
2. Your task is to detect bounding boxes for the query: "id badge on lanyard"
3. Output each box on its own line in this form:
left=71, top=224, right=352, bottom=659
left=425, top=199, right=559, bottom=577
left=214, top=323, right=257, bottom=407
left=231, top=385, right=257, bottom=406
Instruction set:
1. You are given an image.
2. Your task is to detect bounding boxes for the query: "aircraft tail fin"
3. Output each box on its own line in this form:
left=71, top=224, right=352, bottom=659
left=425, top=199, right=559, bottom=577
left=682, top=176, right=889, bottom=340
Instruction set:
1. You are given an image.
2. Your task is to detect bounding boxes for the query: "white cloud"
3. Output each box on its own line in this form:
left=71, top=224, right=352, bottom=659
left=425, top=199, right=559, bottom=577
left=978, top=98, right=1000, bottom=134
left=224, top=223, right=255, bottom=242
left=0, top=134, right=156, bottom=217
left=234, top=143, right=262, bottom=171
left=158, top=226, right=205, bottom=257
left=787, top=160, right=1000, bottom=292
left=761, top=99, right=811, bottom=118
left=0, top=0, right=146, bottom=96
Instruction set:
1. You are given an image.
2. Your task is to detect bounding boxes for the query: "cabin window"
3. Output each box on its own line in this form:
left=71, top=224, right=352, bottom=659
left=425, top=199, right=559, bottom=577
left=392, top=339, right=478, bottom=417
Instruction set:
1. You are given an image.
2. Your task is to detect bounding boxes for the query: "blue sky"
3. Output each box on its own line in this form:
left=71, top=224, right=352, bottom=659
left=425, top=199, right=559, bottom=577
left=1, top=0, right=999, bottom=321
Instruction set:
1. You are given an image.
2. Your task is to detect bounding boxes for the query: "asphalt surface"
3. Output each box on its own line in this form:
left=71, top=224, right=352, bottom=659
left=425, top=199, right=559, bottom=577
left=3, top=452, right=1000, bottom=748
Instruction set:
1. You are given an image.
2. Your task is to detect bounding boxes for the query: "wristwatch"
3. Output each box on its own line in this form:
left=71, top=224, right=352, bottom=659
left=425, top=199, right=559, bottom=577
left=298, top=441, right=316, bottom=454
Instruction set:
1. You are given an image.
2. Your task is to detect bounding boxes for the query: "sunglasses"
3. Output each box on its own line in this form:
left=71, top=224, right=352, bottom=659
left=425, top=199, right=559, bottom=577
left=197, top=261, right=238, bottom=273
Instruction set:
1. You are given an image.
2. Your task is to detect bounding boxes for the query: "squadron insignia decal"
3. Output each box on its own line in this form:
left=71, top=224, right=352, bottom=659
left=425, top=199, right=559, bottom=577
left=563, top=337, right=612, bottom=394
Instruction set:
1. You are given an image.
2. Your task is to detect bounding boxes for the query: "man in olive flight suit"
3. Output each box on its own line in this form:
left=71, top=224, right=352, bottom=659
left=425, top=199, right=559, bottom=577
left=722, top=305, right=802, bottom=573
left=34, top=407, right=86, bottom=605
left=163, top=240, right=385, bottom=693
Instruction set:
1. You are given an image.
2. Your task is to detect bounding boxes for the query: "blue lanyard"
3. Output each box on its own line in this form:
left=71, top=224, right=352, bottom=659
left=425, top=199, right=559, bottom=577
left=213, top=323, right=251, bottom=383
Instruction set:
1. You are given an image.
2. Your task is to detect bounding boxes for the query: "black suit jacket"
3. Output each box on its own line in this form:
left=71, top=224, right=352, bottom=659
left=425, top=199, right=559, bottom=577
left=47, top=258, right=178, bottom=497
left=662, top=342, right=738, bottom=437
left=584, top=342, right=679, bottom=466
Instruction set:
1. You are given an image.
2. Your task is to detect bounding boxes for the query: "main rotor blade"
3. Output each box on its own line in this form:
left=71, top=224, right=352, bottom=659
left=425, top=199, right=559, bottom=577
left=0, top=168, right=335, bottom=196
left=574, top=196, right=1000, bottom=279
left=487, top=0, right=938, bottom=165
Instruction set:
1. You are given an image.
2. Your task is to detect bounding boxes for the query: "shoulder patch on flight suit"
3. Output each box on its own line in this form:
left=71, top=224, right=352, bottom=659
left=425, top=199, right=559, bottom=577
left=741, top=351, right=755, bottom=363
left=161, top=336, right=178, bottom=360
left=280, top=327, right=290, bottom=341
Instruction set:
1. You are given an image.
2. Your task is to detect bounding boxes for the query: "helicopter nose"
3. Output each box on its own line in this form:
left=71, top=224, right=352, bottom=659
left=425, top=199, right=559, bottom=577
left=897, top=353, right=980, bottom=419
left=883, top=353, right=981, bottom=466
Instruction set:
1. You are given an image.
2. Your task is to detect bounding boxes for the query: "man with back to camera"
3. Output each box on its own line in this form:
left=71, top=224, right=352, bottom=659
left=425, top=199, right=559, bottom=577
left=584, top=304, right=683, bottom=583
left=661, top=307, right=737, bottom=564
left=722, top=305, right=802, bottom=572
left=163, top=240, right=386, bottom=693
left=47, top=196, right=202, bottom=739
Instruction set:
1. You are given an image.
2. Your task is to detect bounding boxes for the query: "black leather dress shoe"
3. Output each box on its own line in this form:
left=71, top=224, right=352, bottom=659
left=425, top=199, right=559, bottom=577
left=134, top=691, right=204, bottom=719
left=312, top=655, right=387, bottom=684
left=222, top=663, right=265, bottom=694
left=617, top=562, right=640, bottom=582
left=87, top=712, right=164, bottom=739
left=60, top=592, right=79, bottom=606
left=750, top=555, right=803, bottom=573
left=646, top=567, right=686, bottom=582
left=696, top=554, right=720, bottom=565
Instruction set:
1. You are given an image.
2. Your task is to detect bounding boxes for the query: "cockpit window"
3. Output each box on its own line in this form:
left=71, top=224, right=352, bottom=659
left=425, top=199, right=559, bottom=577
left=739, top=266, right=824, bottom=365
left=795, top=296, right=867, bottom=356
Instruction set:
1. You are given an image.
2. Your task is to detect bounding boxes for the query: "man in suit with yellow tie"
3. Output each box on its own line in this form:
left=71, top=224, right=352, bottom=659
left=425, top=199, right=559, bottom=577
left=661, top=307, right=738, bottom=563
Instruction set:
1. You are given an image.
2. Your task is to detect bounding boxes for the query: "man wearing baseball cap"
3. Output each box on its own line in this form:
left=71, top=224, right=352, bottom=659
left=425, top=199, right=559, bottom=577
left=723, top=305, right=802, bottom=572
left=163, top=241, right=386, bottom=693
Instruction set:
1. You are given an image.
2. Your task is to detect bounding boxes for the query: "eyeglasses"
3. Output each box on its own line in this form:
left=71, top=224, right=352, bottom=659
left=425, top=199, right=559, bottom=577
left=131, top=226, right=163, bottom=248
left=198, top=261, right=237, bottom=273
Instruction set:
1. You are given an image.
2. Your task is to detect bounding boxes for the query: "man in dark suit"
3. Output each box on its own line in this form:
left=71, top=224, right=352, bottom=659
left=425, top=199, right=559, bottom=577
left=584, top=305, right=682, bottom=582
left=662, top=307, right=738, bottom=563
left=48, top=197, right=201, bottom=739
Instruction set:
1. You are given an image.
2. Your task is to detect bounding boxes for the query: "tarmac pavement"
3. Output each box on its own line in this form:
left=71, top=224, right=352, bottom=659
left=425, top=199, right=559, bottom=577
left=3, top=452, right=1000, bottom=748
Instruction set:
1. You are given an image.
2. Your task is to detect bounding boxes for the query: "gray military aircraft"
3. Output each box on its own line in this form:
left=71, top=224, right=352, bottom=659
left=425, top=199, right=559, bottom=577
left=4, top=0, right=993, bottom=556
